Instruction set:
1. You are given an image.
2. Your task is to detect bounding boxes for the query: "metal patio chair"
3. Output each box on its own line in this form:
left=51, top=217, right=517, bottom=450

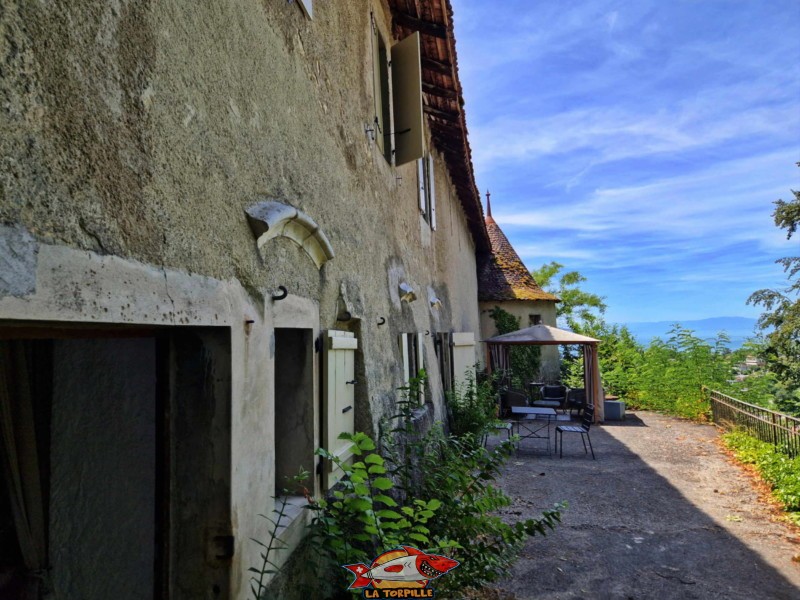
left=555, top=405, right=595, bottom=459
left=566, top=388, right=587, bottom=417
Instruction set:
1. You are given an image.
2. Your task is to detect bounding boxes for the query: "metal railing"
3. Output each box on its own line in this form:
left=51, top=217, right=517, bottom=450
left=705, top=387, right=800, bottom=457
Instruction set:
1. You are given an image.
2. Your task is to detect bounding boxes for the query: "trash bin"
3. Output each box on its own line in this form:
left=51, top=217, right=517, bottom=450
left=604, top=399, right=626, bottom=421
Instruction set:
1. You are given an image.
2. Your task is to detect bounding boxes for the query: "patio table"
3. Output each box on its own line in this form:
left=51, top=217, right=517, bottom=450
left=510, top=406, right=557, bottom=455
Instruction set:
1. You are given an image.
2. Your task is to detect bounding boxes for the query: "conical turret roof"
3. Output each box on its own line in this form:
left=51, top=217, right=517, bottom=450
left=478, top=193, right=559, bottom=302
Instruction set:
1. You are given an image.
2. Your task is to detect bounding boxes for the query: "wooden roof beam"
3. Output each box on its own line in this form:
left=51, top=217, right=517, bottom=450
left=421, top=56, right=454, bottom=76
left=423, top=104, right=460, bottom=123
left=393, top=12, right=448, bottom=38
left=422, top=82, right=458, bottom=99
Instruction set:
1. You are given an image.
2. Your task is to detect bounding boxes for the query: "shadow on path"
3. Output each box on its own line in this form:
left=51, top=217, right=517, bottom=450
left=489, top=411, right=800, bottom=599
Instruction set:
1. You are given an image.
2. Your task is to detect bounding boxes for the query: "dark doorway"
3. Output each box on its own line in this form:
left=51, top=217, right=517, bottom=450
left=0, top=326, right=231, bottom=600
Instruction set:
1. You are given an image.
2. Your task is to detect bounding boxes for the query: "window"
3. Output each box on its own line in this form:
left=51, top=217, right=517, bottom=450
left=417, top=153, right=437, bottom=230
left=529, top=314, right=542, bottom=326
left=274, top=328, right=315, bottom=495
left=435, top=332, right=454, bottom=393
left=371, top=16, right=424, bottom=166
left=399, top=332, right=425, bottom=403
left=371, top=17, right=391, bottom=161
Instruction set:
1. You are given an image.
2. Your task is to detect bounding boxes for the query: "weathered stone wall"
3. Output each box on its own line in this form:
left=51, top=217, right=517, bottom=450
left=1, top=0, right=480, bottom=425
left=0, top=1, right=483, bottom=596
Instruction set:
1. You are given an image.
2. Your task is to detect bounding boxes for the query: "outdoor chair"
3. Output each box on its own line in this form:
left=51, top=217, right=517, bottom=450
left=533, top=384, right=566, bottom=411
left=555, top=405, right=595, bottom=459
left=566, top=388, right=587, bottom=417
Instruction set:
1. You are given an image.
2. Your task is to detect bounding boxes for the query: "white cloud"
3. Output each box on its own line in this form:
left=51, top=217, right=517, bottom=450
left=452, top=0, right=800, bottom=321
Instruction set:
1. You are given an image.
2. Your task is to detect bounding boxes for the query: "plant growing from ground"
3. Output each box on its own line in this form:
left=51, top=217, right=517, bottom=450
left=308, top=431, right=442, bottom=594
left=721, top=431, right=800, bottom=525
left=274, top=372, right=563, bottom=598
left=249, top=470, right=311, bottom=600
left=632, top=325, right=732, bottom=420
left=447, top=368, right=499, bottom=439
left=395, top=428, right=563, bottom=594
left=384, top=374, right=564, bottom=593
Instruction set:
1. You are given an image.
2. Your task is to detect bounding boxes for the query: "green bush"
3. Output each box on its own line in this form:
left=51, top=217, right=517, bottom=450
left=722, top=431, right=800, bottom=524
left=259, top=373, right=563, bottom=598
left=392, top=428, right=562, bottom=594
left=383, top=379, right=563, bottom=594
left=447, top=369, right=499, bottom=439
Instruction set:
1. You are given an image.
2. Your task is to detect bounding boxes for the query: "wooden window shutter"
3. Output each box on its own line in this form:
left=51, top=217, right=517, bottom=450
left=427, top=154, right=437, bottom=230
left=451, top=332, right=476, bottom=390
left=416, top=332, right=425, bottom=404
left=418, top=158, right=427, bottom=214
left=399, top=333, right=411, bottom=385
left=322, top=330, right=358, bottom=489
left=391, top=32, right=424, bottom=166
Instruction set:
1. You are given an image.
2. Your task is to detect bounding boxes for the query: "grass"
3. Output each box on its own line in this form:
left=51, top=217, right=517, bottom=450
left=721, top=431, right=800, bottom=526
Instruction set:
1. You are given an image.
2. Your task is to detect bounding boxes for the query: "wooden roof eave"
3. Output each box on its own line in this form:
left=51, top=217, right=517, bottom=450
left=388, top=0, right=491, bottom=255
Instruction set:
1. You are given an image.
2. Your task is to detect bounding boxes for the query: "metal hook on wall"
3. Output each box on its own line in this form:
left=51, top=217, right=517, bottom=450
left=272, top=285, right=288, bottom=301
left=377, top=317, right=386, bottom=326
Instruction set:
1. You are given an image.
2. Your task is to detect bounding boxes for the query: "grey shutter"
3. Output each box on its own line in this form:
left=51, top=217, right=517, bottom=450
left=391, top=32, right=424, bottom=166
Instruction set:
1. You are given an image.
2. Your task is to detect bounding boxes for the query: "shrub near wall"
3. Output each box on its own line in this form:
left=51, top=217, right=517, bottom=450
left=722, top=431, right=800, bottom=525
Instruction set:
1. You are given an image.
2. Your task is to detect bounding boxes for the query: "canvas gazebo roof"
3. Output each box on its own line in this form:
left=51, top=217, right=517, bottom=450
left=484, top=324, right=605, bottom=422
left=485, top=324, right=599, bottom=345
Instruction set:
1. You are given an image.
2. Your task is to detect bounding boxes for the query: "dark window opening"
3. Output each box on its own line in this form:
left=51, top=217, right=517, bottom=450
left=274, top=328, right=314, bottom=497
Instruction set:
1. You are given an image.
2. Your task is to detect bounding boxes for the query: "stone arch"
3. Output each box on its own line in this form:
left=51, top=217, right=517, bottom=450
left=245, top=200, right=335, bottom=269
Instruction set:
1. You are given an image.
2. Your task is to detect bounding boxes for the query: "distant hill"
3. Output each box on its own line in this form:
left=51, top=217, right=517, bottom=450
left=619, top=317, right=759, bottom=349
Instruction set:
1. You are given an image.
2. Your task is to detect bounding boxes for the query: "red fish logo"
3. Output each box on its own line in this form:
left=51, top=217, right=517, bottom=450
left=343, top=546, right=459, bottom=590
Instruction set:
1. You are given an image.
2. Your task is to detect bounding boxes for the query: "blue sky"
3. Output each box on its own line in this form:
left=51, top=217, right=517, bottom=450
left=450, top=0, right=800, bottom=324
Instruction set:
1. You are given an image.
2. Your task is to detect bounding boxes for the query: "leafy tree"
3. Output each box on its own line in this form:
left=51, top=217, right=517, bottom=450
left=531, top=261, right=607, bottom=328
left=633, top=325, right=732, bottom=420
left=747, top=164, right=800, bottom=416
left=565, top=319, right=643, bottom=400
left=531, top=262, right=608, bottom=383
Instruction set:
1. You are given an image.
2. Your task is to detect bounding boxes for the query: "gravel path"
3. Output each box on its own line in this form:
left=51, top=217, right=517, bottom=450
left=488, top=411, right=800, bottom=599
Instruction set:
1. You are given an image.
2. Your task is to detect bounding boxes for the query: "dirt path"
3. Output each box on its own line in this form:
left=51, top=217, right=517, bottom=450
left=488, top=411, right=800, bottom=599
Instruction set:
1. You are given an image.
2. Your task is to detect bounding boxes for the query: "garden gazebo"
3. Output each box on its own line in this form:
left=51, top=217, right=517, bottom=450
left=484, top=324, right=605, bottom=422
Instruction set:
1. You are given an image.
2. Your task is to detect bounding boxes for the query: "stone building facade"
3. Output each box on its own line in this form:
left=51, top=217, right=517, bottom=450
left=0, top=1, right=490, bottom=597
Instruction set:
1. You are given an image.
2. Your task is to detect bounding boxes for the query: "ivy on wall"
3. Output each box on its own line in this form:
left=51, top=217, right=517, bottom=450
left=489, top=306, right=542, bottom=387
